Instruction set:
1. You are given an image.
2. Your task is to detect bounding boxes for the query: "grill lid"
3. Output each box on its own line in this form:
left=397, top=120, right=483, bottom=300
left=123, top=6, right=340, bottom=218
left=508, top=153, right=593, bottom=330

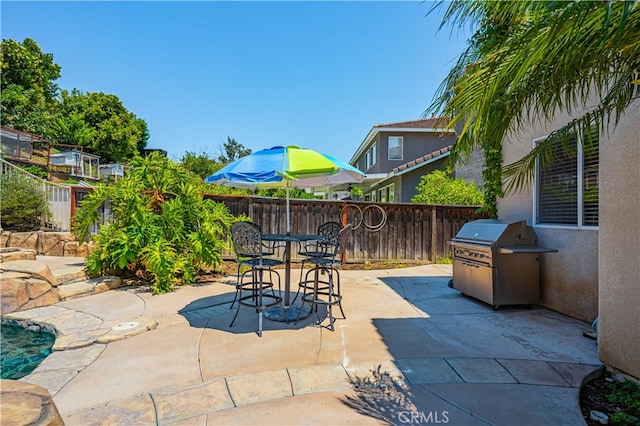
left=452, top=219, right=538, bottom=246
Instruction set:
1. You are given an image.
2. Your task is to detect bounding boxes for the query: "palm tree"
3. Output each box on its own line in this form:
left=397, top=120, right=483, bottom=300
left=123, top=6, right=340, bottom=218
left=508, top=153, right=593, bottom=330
left=426, top=0, right=640, bottom=216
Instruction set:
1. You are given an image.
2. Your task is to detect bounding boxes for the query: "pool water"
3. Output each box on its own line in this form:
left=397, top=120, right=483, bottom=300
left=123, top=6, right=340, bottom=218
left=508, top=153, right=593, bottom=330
left=1, top=323, right=55, bottom=380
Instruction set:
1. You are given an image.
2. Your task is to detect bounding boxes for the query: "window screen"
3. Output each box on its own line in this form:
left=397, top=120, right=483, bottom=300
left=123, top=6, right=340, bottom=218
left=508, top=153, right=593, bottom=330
left=536, top=130, right=599, bottom=226
left=388, top=137, right=403, bottom=160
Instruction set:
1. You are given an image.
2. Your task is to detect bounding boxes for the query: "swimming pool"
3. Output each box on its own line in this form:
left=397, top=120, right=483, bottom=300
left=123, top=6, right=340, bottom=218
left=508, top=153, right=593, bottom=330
left=1, top=323, right=55, bottom=380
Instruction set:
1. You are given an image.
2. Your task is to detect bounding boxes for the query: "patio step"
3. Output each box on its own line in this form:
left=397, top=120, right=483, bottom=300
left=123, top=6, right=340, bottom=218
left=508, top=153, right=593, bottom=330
left=58, top=276, right=123, bottom=301
left=54, top=267, right=89, bottom=286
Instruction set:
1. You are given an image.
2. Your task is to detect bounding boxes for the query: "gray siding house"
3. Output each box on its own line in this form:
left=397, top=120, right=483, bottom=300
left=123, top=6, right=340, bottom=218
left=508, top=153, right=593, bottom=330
left=349, top=118, right=472, bottom=203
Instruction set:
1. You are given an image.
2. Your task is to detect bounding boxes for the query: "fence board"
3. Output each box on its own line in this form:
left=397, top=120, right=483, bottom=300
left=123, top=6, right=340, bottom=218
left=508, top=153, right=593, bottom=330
left=205, top=195, right=488, bottom=263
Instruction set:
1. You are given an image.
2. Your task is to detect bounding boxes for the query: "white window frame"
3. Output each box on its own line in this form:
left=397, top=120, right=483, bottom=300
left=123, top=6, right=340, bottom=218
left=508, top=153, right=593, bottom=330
left=369, top=144, right=376, bottom=167
left=388, top=136, right=403, bottom=160
left=533, top=132, right=599, bottom=229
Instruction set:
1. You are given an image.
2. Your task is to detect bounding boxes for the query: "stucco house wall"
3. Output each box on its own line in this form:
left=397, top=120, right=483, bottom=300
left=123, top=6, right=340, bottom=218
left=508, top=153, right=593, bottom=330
left=498, top=113, right=599, bottom=323
left=498, top=98, right=640, bottom=379
left=454, top=148, right=485, bottom=186
left=597, top=99, right=640, bottom=378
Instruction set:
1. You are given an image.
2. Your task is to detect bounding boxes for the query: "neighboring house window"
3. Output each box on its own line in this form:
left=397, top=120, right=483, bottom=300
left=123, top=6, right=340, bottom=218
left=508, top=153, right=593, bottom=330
left=365, top=144, right=377, bottom=169
left=388, top=136, right=403, bottom=160
left=377, top=184, right=395, bottom=202
left=535, top=130, right=599, bottom=227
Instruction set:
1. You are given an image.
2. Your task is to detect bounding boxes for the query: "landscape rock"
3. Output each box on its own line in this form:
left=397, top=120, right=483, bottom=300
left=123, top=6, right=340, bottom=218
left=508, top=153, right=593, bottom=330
left=93, top=276, right=123, bottom=294
left=0, top=260, right=58, bottom=287
left=58, top=281, right=96, bottom=301
left=39, top=232, right=75, bottom=256
left=1, top=230, right=11, bottom=247
left=8, top=231, right=39, bottom=251
left=0, top=275, right=29, bottom=315
left=26, top=278, right=54, bottom=299
left=21, top=289, right=60, bottom=311
left=0, top=379, right=64, bottom=426
left=590, top=410, right=609, bottom=425
left=0, top=247, right=37, bottom=262
left=0, top=263, right=61, bottom=315
left=63, top=241, right=80, bottom=257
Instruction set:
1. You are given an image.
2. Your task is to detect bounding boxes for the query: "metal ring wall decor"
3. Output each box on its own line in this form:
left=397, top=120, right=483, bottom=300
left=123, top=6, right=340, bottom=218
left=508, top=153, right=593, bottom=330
left=362, top=204, right=387, bottom=232
left=341, top=204, right=363, bottom=230
left=341, top=203, right=387, bottom=232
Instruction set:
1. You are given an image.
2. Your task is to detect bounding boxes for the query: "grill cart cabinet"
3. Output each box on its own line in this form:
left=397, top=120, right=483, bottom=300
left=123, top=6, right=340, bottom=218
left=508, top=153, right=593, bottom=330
left=450, top=220, right=557, bottom=309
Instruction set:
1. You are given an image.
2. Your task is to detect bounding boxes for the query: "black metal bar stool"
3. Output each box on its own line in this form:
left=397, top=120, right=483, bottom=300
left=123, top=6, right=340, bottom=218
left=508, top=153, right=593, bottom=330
left=229, top=221, right=284, bottom=337
left=296, top=224, right=353, bottom=331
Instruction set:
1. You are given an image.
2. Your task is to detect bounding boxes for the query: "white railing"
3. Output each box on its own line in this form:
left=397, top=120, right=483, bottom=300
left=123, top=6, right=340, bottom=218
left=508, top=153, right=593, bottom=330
left=0, top=158, right=74, bottom=232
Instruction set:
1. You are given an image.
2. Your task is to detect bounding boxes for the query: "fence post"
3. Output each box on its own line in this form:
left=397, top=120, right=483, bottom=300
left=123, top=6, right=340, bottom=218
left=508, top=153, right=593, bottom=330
left=341, top=201, right=347, bottom=265
left=430, top=207, right=437, bottom=262
left=41, top=179, right=47, bottom=228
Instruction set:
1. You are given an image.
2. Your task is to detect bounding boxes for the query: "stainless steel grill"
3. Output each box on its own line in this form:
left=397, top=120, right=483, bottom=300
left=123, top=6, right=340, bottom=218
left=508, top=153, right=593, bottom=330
left=450, top=219, right=557, bottom=309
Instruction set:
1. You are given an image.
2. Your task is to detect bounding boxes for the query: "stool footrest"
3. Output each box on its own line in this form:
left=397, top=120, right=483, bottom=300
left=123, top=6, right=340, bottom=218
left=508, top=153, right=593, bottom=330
left=238, top=293, right=282, bottom=310
left=302, top=292, right=342, bottom=306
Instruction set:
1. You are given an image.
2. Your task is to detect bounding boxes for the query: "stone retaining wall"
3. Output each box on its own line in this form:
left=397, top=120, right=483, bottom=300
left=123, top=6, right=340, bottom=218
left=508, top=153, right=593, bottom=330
left=0, top=231, right=93, bottom=257
left=0, top=257, right=60, bottom=316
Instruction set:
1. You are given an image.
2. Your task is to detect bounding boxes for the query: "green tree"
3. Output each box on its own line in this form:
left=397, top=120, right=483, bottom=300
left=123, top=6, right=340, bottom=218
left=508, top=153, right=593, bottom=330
left=426, top=1, right=640, bottom=215
left=0, top=38, right=61, bottom=134
left=411, top=170, right=483, bottom=206
left=1, top=38, right=150, bottom=164
left=0, top=172, right=50, bottom=231
left=54, top=89, right=149, bottom=163
left=50, top=111, right=96, bottom=147
left=350, top=185, right=364, bottom=200
left=74, top=153, right=236, bottom=294
left=257, top=187, right=314, bottom=199
left=0, top=38, right=60, bottom=101
left=179, top=149, right=223, bottom=179
left=217, top=137, right=251, bottom=164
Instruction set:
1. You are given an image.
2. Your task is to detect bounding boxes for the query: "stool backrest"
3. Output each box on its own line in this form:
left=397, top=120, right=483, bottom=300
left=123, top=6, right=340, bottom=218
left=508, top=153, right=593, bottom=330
left=231, top=221, right=263, bottom=259
left=333, top=223, right=354, bottom=258
left=317, top=221, right=342, bottom=249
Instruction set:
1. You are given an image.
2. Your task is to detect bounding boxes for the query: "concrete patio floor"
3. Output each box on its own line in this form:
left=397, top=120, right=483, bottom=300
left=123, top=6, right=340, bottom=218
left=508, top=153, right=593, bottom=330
left=6, top=259, right=602, bottom=425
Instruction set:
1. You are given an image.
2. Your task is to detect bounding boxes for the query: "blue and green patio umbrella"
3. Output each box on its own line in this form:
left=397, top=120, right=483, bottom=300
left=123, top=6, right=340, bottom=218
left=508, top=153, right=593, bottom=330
left=205, top=145, right=365, bottom=233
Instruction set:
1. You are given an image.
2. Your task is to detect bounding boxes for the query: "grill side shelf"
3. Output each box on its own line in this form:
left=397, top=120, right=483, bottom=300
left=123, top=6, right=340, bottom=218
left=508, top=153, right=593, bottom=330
left=497, top=246, right=558, bottom=254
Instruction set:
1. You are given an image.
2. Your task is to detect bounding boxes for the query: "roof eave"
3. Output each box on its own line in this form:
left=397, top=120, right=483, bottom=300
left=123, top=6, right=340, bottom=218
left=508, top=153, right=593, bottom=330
left=349, top=127, right=455, bottom=165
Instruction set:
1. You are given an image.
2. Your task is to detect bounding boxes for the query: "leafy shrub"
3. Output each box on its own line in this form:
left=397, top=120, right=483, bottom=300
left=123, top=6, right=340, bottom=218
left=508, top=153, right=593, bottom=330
left=411, top=170, right=484, bottom=206
left=0, top=172, right=49, bottom=231
left=74, top=153, right=237, bottom=294
left=20, top=165, right=49, bottom=179
left=607, top=379, right=640, bottom=424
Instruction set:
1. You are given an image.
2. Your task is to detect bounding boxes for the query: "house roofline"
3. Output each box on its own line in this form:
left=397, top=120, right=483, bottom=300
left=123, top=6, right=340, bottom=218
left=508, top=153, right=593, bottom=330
left=349, top=125, right=454, bottom=165
left=366, top=146, right=452, bottom=189
left=388, top=148, right=451, bottom=178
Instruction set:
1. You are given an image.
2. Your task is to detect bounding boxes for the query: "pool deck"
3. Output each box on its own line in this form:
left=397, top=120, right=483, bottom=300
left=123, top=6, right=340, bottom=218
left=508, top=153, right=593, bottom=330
left=4, top=256, right=602, bottom=425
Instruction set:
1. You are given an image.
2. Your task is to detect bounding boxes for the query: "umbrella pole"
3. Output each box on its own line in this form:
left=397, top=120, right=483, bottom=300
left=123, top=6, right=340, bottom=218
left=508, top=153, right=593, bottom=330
left=286, top=180, right=291, bottom=235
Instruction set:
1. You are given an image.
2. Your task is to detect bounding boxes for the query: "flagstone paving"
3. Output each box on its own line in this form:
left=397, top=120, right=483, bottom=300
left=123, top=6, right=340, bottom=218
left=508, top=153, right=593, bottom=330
left=4, top=259, right=602, bottom=425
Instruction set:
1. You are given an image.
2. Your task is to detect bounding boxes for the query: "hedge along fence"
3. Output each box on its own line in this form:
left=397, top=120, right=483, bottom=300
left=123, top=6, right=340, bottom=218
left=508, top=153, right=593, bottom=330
left=204, top=195, right=488, bottom=264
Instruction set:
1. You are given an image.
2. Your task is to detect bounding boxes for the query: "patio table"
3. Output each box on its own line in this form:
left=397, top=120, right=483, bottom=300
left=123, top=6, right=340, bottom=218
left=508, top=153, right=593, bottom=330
left=261, top=233, right=325, bottom=322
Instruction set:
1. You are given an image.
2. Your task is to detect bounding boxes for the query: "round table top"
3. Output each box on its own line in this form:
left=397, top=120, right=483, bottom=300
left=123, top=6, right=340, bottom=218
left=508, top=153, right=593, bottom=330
left=262, top=233, right=325, bottom=242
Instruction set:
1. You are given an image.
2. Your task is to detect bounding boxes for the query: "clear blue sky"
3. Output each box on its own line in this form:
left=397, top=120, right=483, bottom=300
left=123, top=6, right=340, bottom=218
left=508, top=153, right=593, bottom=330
left=1, top=1, right=469, bottom=163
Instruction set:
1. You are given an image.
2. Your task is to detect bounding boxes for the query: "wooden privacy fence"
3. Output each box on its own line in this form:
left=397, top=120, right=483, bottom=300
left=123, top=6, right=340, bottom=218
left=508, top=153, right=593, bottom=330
left=205, top=195, right=489, bottom=263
